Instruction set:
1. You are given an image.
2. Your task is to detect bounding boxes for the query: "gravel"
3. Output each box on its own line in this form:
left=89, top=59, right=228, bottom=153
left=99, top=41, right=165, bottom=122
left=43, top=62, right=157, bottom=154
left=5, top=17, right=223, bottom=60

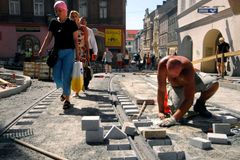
left=0, top=78, right=56, bottom=129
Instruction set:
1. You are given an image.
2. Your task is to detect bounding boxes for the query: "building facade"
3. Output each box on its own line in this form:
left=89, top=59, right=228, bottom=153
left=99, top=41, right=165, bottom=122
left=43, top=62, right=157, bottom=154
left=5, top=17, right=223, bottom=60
left=177, top=0, right=240, bottom=76
left=0, top=0, right=126, bottom=63
left=126, top=30, right=139, bottom=56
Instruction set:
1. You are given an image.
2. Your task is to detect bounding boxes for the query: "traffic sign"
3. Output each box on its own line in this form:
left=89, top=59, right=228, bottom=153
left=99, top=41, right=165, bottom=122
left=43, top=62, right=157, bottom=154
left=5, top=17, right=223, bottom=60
left=197, top=7, right=218, bottom=13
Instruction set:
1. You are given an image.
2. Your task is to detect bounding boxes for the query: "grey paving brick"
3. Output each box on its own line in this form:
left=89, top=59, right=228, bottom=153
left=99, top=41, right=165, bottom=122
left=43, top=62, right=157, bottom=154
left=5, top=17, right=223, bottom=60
left=104, top=126, right=127, bottom=139
left=82, top=116, right=100, bottom=131
left=122, top=105, right=138, bottom=110
left=107, top=139, right=131, bottom=150
left=133, top=120, right=153, bottom=127
left=213, top=123, right=231, bottom=135
left=122, top=122, right=136, bottom=136
left=142, top=128, right=166, bottom=139
left=207, top=133, right=228, bottom=144
left=118, top=99, right=131, bottom=102
left=102, top=122, right=122, bottom=130
left=189, top=137, right=211, bottom=149
left=125, top=109, right=139, bottom=116
left=153, top=146, right=177, bottom=160
left=108, top=150, right=137, bottom=160
left=86, top=127, right=104, bottom=143
left=147, top=138, right=172, bottom=147
left=121, top=102, right=134, bottom=105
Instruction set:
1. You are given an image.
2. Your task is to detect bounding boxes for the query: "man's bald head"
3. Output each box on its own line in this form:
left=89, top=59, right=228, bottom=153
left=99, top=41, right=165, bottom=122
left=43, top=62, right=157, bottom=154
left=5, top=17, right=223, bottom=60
left=166, top=58, right=182, bottom=77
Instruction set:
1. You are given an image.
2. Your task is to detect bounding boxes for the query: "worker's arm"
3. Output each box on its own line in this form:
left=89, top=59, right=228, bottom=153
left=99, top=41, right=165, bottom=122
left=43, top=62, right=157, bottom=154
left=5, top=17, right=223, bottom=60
left=157, top=58, right=168, bottom=119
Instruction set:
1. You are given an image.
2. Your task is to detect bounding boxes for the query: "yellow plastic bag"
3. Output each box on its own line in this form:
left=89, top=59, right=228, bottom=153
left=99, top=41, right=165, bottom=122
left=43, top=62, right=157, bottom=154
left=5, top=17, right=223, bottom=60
left=71, top=62, right=84, bottom=92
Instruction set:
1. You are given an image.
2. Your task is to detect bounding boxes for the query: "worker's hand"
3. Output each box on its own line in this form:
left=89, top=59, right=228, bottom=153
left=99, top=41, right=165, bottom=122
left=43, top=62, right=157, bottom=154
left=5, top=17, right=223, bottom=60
left=158, top=112, right=166, bottom=119
left=159, top=116, right=176, bottom=127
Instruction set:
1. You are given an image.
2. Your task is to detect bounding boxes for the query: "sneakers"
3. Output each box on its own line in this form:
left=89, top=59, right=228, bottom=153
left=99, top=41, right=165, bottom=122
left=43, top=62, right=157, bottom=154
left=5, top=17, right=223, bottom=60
left=63, top=101, right=72, bottom=109
left=193, top=99, right=212, bottom=118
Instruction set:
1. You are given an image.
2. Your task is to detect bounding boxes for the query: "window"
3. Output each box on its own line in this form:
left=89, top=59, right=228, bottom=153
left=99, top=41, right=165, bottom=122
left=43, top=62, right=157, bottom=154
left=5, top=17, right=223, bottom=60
left=34, top=0, right=44, bottom=16
left=181, top=0, right=186, bottom=12
left=99, top=0, right=107, bottom=19
left=9, top=0, right=20, bottom=15
left=79, top=0, right=87, bottom=17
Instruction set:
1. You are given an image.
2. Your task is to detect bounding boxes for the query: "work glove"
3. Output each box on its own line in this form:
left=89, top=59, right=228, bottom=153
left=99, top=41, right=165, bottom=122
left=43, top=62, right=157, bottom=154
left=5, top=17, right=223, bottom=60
left=159, top=116, right=176, bottom=127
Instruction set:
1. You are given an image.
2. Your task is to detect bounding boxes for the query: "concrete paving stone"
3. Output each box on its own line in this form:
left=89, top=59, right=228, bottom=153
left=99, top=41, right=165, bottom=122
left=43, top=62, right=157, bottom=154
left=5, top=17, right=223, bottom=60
left=99, top=108, right=115, bottom=112
left=28, top=110, right=43, bottom=114
left=117, top=95, right=128, bottom=99
left=207, top=133, right=228, bottom=144
left=122, top=105, right=138, bottom=110
left=107, top=139, right=131, bottom=150
left=147, top=137, right=172, bottom=147
left=98, top=103, right=113, bottom=107
left=101, top=115, right=118, bottom=122
left=104, top=126, right=127, bottom=140
left=16, top=119, right=34, bottom=125
left=33, top=105, right=47, bottom=109
left=153, top=146, right=177, bottom=160
left=221, top=115, right=238, bottom=124
left=135, top=98, right=155, bottom=105
left=122, top=122, right=136, bottom=136
left=142, top=128, right=166, bottom=139
left=108, top=150, right=137, bottom=160
left=22, top=115, right=39, bottom=119
left=102, top=122, right=122, bottom=130
left=189, top=137, right=211, bottom=149
left=86, top=127, right=104, bottom=143
left=81, top=116, right=100, bottom=131
left=213, top=123, right=231, bottom=135
left=100, top=111, right=116, bottom=116
left=38, top=101, right=51, bottom=105
left=121, top=102, right=134, bottom=105
left=133, top=119, right=153, bottom=127
left=125, top=109, right=139, bottom=116
left=118, top=99, right=131, bottom=102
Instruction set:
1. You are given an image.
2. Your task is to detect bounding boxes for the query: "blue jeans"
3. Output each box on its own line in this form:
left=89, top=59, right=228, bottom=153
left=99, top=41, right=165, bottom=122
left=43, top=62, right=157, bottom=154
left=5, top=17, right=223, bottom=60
left=53, top=49, right=74, bottom=96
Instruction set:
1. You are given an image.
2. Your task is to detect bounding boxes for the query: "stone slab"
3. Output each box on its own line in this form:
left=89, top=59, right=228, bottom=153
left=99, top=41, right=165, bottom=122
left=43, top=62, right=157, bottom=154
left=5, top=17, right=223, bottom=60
left=189, top=137, right=211, bottom=149
left=82, top=116, right=100, bottom=131
left=207, top=133, right=228, bottom=144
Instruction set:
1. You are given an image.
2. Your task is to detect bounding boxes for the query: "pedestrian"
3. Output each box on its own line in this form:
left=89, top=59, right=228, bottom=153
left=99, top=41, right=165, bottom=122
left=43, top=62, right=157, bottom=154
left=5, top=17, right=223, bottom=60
left=102, top=47, right=113, bottom=74
left=38, top=1, right=80, bottom=109
left=146, top=52, right=151, bottom=70
left=215, top=37, right=230, bottom=77
left=150, top=53, right=156, bottom=70
left=69, top=11, right=91, bottom=93
left=157, top=55, right=219, bottom=127
left=79, top=17, right=98, bottom=62
left=142, top=54, right=146, bottom=70
left=80, top=17, right=98, bottom=90
left=116, top=50, right=123, bottom=72
left=123, top=49, right=130, bottom=72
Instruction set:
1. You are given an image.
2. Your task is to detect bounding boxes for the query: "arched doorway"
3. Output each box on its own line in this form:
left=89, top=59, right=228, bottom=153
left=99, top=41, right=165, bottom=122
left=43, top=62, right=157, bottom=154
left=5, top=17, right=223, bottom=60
left=202, top=29, right=222, bottom=73
left=180, top=36, right=193, bottom=61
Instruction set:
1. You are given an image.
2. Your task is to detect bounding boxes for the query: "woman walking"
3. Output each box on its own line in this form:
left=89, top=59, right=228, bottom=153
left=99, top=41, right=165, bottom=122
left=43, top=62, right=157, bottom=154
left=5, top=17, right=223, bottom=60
left=38, top=1, right=80, bottom=109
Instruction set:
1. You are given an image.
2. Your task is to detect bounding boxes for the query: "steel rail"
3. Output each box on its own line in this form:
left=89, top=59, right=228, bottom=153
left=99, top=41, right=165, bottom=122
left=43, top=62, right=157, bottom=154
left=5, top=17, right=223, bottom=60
left=0, top=88, right=57, bottom=137
left=108, top=74, right=160, bottom=160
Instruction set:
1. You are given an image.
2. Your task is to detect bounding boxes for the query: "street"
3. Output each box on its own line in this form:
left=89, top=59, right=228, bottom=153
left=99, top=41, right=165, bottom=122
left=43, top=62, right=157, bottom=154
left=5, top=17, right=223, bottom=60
left=0, top=71, right=240, bottom=160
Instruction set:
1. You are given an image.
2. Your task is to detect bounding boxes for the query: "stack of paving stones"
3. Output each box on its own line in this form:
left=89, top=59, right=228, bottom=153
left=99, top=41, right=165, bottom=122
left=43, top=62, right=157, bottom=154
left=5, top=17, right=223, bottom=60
left=116, top=94, right=186, bottom=160
left=81, top=96, right=138, bottom=160
left=189, top=105, right=239, bottom=150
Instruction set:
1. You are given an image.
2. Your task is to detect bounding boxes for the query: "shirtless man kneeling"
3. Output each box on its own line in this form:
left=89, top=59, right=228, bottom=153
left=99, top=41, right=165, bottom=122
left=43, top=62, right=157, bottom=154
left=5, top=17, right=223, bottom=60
left=157, top=56, right=219, bottom=127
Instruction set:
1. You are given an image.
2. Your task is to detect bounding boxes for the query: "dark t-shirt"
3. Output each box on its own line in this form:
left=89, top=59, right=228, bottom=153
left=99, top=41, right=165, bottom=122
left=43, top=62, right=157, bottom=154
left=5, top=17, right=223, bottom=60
left=49, top=18, right=78, bottom=49
left=218, top=42, right=230, bottom=53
